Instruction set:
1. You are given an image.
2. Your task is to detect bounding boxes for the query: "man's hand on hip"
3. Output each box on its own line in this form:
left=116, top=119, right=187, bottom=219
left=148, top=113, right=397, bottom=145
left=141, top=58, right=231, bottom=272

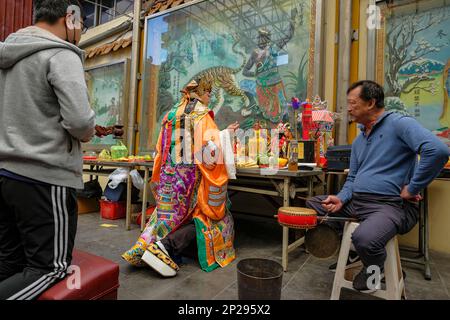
left=321, top=195, right=343, bottom=213
left=401, top=185, right=423, bottom=203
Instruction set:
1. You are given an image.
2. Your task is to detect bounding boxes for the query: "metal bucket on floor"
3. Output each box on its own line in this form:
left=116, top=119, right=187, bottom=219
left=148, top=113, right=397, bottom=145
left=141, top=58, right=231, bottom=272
left=237, top=258, right=283, bottom=300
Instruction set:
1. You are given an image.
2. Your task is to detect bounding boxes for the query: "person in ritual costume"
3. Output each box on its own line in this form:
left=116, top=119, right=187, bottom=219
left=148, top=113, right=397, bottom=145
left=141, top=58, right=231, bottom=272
left=122, top=76, right=239, bottom=276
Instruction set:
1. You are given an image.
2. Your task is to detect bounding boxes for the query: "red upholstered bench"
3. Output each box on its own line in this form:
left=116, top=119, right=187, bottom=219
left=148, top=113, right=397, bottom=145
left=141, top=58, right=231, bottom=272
left=38, top=249, right=120, bottom=300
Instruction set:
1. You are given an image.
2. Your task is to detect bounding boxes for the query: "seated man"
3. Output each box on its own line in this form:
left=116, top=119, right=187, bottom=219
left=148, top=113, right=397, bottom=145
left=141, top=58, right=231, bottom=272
left=122, top=77, right=239, bottom=276
left=307, top=80, right=449, bottom=293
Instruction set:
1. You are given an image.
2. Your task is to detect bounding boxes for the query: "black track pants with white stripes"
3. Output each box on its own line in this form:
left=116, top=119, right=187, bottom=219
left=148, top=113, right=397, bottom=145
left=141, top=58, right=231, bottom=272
left=0, top=176, right=77, bottom=300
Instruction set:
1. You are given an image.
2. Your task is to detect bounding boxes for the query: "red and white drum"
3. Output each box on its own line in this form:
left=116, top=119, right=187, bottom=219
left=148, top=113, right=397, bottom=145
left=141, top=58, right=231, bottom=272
left=277, top=207, right=318, bottom=229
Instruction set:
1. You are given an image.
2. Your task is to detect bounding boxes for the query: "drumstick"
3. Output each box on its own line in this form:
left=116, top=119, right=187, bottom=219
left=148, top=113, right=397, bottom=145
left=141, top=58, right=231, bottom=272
left=317, top=216, right=358, bottom=223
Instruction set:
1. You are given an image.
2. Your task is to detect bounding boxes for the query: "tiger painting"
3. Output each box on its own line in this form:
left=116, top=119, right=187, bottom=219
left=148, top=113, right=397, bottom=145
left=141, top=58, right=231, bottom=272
left=185, top=39, right=252, bottom=117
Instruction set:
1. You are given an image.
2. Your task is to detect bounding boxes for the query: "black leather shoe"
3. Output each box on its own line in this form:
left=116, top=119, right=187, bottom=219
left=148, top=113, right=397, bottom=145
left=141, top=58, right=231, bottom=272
left=352, top=266, right=385, bottom=293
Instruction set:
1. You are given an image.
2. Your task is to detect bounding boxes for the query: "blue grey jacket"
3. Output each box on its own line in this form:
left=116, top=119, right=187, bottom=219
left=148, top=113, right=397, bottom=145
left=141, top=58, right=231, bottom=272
left=337, top=111, right=449, bottom=203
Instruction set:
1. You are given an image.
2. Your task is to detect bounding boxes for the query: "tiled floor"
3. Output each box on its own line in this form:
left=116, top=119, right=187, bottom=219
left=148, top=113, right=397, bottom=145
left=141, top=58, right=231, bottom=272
left=75, top=212, right=450, bottom=300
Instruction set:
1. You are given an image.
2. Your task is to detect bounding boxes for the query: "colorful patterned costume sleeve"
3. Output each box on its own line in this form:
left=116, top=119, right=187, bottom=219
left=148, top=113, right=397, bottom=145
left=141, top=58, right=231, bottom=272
left=192, top=114, right=235, bottom=271
left=194, top=114, right=229, bottom=221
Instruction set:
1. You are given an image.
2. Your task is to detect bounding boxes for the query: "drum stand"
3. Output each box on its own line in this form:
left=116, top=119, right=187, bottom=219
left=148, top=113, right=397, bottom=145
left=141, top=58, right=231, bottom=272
left=399, top=188, right=431, bottom=280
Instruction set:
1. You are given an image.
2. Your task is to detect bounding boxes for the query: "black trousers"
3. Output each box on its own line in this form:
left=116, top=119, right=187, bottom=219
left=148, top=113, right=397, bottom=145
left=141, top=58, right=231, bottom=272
left=0, top=176, right=77, bottom=300
left=306, top=193, right=419, bottom=269
left=161, top=221, right=197, bottom=259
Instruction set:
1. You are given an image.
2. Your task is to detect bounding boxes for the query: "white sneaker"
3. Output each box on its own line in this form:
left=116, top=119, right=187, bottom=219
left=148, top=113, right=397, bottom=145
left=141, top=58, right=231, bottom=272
left=141, top=243, right=179, bottom=277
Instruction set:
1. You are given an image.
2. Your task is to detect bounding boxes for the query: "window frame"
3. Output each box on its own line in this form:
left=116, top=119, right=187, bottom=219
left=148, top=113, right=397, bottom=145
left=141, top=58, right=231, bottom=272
left=81, top=0, right=134, bottom=29
left=99, top=0, right=117, bottom=25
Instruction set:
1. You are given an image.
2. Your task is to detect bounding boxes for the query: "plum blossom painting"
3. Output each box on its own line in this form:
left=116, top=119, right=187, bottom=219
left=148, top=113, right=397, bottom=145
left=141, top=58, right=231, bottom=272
left=377, top=0, right=450, bottom=149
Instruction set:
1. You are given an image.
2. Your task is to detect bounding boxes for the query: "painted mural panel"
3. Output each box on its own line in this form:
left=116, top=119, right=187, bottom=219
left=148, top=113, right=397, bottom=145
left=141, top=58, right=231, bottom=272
left=381, top=1, right=450, bottom=148
left=85, top=62, right=127, bottom=149
left=139, top=0, right=315, bottom=152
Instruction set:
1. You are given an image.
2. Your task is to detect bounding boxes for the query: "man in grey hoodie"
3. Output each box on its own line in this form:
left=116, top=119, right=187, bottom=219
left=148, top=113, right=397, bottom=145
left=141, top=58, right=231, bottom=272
left=0, top=0, right=95, bottom=299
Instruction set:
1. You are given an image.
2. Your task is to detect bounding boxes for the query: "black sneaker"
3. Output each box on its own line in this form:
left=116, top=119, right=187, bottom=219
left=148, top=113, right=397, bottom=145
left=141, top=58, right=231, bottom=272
left=329, top=251, right=362, bottom=272
left=352, top=266, right=385, bottom=293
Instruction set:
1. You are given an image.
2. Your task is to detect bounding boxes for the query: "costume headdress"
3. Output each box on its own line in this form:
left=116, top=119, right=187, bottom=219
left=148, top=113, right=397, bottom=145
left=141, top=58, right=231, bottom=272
left=257, top=28, right=272, bottom=43
left=258, top=28, right=271, bottom=38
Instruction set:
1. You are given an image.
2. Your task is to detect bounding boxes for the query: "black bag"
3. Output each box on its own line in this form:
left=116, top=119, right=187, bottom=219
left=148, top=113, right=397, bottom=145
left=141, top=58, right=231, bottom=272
left=104, top=181, right=139, bottom=202
left=76, top=179, right=103, bottom=199
left=325, top=145, right=352, bottom=171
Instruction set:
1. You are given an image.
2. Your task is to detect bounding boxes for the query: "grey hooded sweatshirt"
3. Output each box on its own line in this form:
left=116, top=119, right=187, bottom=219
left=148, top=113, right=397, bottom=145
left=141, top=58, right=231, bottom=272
left=0, top=26, right=95, bottom=189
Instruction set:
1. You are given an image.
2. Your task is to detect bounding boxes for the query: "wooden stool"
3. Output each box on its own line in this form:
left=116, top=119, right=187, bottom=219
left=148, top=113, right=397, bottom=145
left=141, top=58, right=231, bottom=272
left=331, top=222, right=406, bottom=300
